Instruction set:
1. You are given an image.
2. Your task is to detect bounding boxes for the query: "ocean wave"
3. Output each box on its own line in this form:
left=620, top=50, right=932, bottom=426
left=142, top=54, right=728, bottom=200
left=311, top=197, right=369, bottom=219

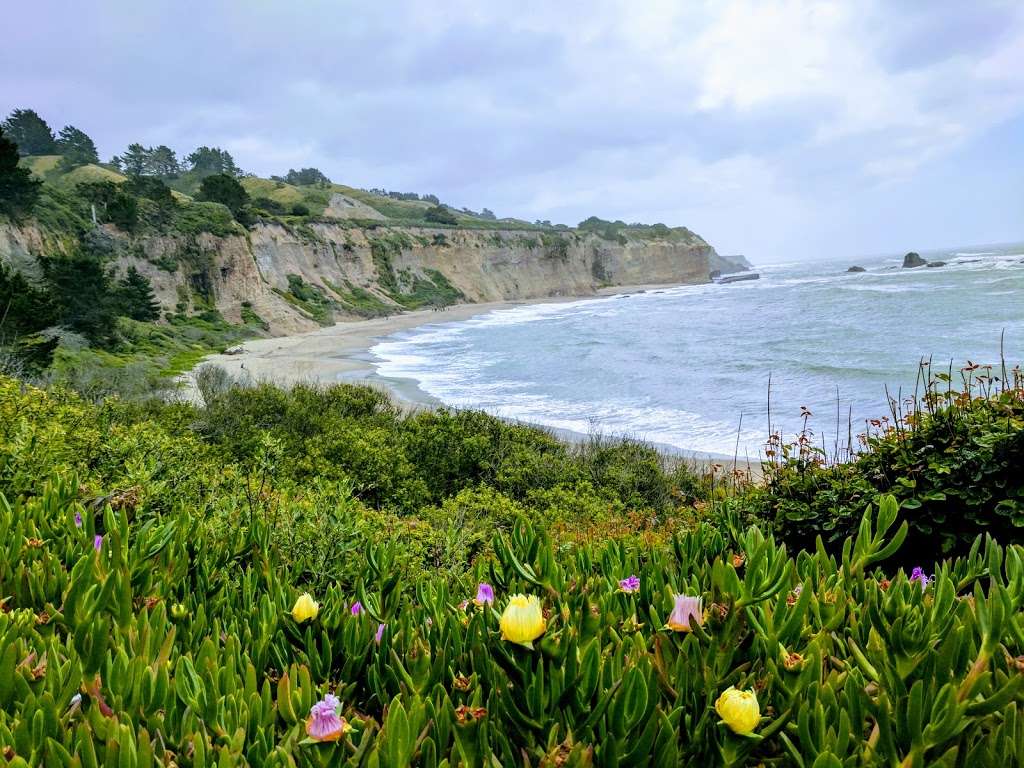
left=366, top=252, right=1024, bottom=455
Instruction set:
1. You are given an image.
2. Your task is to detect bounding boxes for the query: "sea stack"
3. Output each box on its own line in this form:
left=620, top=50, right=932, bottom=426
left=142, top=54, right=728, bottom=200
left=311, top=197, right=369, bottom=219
left=847, top=266, right=866, bottom=272
left=902, top=251, right=927, bottom=268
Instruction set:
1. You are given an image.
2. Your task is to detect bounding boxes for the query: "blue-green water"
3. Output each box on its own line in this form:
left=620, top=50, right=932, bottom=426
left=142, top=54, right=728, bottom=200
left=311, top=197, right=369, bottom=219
left=371, top=243, right=1024, bottom=457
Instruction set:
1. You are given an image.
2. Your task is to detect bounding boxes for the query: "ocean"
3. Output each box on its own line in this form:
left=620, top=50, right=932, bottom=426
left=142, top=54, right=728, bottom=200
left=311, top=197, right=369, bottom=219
left=371, top=243, right=1024, bottom=458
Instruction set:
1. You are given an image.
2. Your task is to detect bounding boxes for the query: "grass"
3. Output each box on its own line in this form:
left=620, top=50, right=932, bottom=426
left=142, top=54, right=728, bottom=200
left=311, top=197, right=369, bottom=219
left=324, top=280, right=397, bottom=318
left=44, top=313, right=264, bottom=399
left=57, top=163, right=127, bottom=187
left=274, top=274, right=337, bottom=326
left=242, top=177, right=332, bottom=216
left=172, top=201, right=242, bottom=237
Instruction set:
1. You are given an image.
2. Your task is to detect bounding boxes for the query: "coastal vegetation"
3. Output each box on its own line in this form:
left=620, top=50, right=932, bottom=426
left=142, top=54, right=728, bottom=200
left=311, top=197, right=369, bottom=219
left=0, top=369, right=1023, bottom=766
left=3, top=104, right=1024, bottom=765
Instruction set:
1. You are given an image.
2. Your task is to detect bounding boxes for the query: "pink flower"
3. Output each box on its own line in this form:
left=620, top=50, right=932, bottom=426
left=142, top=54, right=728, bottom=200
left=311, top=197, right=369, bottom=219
left=375, top=623, right=386, bottom=644
left=619, top=575, right=640, bottom=593
left=93, top=535, right=103, bottom=552
left=305, top=694, right=349, bottom=742
left=350, top=601, right=362, bottom=616
left=473, top=583, right=494, bottom=606
left=74, top=511, right=83, bottom=527
left=665, top=594, right=703, bottom=633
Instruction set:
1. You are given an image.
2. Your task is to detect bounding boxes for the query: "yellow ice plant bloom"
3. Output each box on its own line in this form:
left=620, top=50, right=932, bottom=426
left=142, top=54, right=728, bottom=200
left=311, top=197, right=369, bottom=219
left=499, top=594, right=545, bottom=648
left=291, top=593, right=319, bottom=623
left=715, top=686, right=760, bottom=735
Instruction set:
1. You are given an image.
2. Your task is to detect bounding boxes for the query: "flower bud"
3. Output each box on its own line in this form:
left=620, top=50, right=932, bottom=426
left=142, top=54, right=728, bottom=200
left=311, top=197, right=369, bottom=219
left=499, top=594, right=546, bottom=648
left=291, top=593, right=319, bottom=624
left=715, top=686, right=760, bottom=735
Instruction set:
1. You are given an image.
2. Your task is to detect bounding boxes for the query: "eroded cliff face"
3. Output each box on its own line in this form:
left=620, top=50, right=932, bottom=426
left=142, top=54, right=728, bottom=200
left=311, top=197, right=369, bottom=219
left=0, top=220, right=715, bottom=335
left=250, top=223, right=713, bottom=303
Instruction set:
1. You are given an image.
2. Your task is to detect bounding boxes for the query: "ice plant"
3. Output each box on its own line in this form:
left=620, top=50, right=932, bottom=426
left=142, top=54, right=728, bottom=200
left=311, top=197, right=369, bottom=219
left=715, top=687, right=760, bottom=735
left=665, top=594, right=703, bottom=632
left=375, top=622, right=386, bottom=644
left=291, top=593, right=319, bottom=623
left=473, top=582, right=495, bottom=605
left=619, top=575, right=641, bottom=593
left=74, top=511, right=82, bottom=527
left=910, top=567, right=931, bottom=590
left=350, top=601, right=362, bottom=616
left=93, top=534, right=103, bottom=552
left=305, top=694, right=349, bottom=742
left=499, top=594, right=545, bottom=648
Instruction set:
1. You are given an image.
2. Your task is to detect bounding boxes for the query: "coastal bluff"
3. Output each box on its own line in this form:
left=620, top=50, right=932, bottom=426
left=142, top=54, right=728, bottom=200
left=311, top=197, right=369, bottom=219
left=1, top=219, right=736, bottom=335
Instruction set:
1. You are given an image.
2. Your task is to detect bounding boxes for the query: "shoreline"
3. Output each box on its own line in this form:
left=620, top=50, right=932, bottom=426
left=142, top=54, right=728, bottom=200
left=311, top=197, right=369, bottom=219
left=183, top=283, right=761, bottom=473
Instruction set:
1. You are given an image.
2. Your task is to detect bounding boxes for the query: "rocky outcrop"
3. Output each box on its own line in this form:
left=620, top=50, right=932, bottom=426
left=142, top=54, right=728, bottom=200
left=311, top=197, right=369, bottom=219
left=0, top=219, right=716, bottom=335
left=323, top=194, right=387, bottom=221
left=926, top=261, right=946, bottom=268
left=903, top=252, right=927, bottom=268
left=847, top=266, right=866, bottom=273
left=709, top=252, right=752, bottom=274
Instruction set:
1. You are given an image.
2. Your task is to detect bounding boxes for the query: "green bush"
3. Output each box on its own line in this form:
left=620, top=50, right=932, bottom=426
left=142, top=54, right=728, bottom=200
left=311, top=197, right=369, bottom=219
left=0, top=377, right=1021, bottom=768
left=749, top=370, right=1024, bottom=562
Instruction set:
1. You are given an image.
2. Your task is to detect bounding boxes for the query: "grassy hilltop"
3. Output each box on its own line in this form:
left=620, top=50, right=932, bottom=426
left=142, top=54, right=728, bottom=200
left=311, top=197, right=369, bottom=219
left=2, top=109, right=1024, bottom=766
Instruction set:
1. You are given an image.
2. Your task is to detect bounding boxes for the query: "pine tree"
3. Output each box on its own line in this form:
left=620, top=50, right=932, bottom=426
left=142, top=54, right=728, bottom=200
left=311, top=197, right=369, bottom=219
left=1, top=108, right=56, bottom=155
left=149, top=145, right=180, bottom=178
left=56, top=125, right=100, bottom=168
left=0, top=127, right=41, bottom=218
left=117, top=143, right=150, bottom=175
left=187, top=146, right=241, bottom=177
left=196, top=173, right=250, bottom=217
left=117, top=266, right=161, bottom=321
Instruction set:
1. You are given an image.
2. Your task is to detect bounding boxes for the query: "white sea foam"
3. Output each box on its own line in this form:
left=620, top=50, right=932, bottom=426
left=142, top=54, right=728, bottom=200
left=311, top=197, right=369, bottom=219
left=367, top=245, right=1024, bottom=455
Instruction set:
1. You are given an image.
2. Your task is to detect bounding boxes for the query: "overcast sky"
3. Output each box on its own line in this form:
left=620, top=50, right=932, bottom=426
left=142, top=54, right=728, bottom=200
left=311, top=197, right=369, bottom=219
left=4, top=1, right=1023, bottom=261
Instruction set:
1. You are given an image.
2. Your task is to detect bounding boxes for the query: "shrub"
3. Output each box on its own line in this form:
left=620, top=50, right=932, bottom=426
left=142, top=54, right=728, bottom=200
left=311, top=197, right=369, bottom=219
left=424, top=204, right=458, bottom=225
left=750, top=368, right=1024, bottom=562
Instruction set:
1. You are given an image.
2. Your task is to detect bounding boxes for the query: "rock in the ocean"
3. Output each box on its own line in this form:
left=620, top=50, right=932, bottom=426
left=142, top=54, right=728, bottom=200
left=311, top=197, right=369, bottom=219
left=926, top=261, right=946, bottom=268
left=902, top=251, right=927, bottom=268
left=847, top=266, right=866, bottom=272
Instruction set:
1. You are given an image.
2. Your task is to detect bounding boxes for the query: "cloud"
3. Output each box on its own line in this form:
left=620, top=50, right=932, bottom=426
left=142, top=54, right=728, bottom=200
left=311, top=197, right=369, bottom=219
left=2, top=0, right=1022, bottom=260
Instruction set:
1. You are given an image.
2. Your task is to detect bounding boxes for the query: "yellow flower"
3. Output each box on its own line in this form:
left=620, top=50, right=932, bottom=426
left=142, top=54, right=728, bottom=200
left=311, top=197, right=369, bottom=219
left=499, top=594, right=545, bottom=648
left=715, top=687, right=760, bottom=735
left=291, top=593, right=319, bottom=623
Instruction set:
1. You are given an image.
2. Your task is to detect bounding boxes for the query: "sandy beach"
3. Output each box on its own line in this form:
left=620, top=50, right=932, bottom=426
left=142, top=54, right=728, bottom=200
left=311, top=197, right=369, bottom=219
left=185, top=284, right=680, bottom=405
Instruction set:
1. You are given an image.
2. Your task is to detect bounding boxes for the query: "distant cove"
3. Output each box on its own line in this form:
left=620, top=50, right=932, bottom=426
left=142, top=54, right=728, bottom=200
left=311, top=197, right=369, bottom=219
left=373, top=243, right=1024, bottom=457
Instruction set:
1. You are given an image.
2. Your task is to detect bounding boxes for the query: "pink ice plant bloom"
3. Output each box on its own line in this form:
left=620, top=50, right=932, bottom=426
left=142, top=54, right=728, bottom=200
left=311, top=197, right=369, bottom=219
left=305, top=694, right=349, bottom=742
left=93, top=535, right=103, bottom=552
left=350, top=601, right=362, bottom=616
left=375, top=623, right=386, bottom=644
left=619, top=575, right=641, bottom=593
left=474, top=583, right=495, bottom=606
left=665, top=594, right=703, bottom=633
left=74, top=511, right=83, bottom=527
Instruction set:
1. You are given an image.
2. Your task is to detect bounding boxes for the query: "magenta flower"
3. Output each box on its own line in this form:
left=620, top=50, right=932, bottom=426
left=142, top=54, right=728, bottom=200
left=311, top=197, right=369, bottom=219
left=665, top=594, right=703, bottom=633
left=305, top=694, right=348, bottom=742
left=910, top=567, right=931, bottom=590
left=619, top=575, right=641, bottom=593
left=74, top=511, right=83, bottom=528
left=93, top=535, right=103, bottom=552
left=375, top=623, right=386, bottom=644
left=473, top=583, right=495, bottom=606
left=350, top=601, right=362, bottom=616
